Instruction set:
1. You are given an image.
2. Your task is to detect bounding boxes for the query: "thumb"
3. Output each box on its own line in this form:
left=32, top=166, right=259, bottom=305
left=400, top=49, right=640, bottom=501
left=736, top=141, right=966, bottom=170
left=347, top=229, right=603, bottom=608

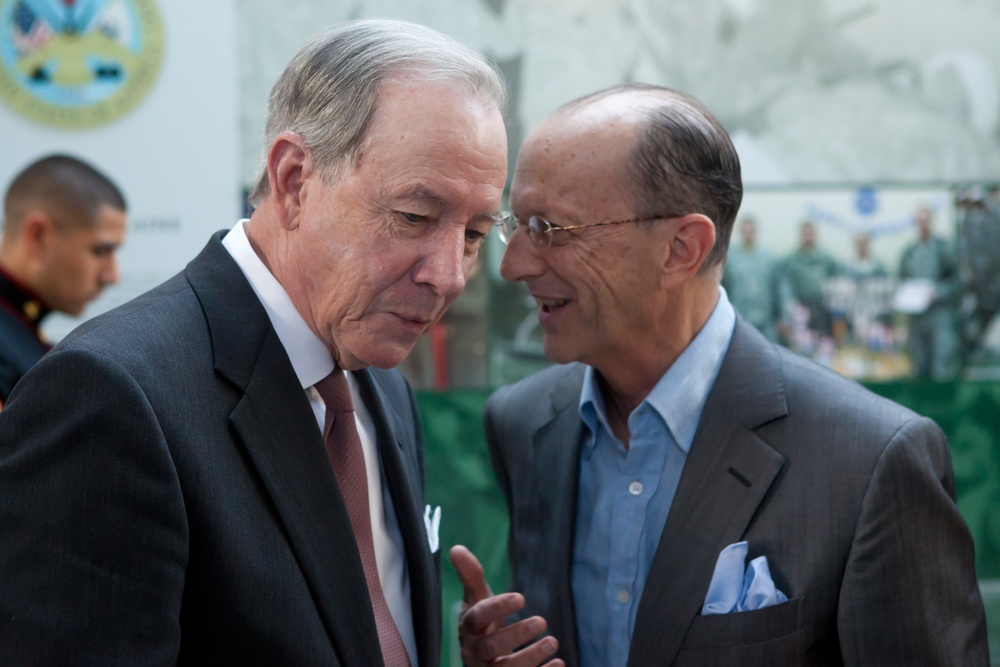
left=450, top=544, right=492, bottom=604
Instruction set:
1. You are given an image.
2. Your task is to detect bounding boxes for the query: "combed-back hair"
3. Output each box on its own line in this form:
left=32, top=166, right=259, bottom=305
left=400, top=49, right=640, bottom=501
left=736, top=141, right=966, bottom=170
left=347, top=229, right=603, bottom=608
left=248, top=19, right=507, bottom=206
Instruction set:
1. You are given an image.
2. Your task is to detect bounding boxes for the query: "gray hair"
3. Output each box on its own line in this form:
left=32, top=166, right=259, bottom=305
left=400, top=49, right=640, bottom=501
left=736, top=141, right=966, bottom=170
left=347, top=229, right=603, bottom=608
left=560, top=83, right=743, bottom=270
left=248, top=19, right=507, bottom=206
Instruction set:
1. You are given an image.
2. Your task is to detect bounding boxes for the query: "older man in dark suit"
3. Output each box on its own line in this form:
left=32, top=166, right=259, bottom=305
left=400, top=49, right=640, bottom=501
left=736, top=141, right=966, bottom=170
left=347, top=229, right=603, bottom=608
left=0, top=19, right=508, bottom=666
left=452, top=84, right=988, bottom=666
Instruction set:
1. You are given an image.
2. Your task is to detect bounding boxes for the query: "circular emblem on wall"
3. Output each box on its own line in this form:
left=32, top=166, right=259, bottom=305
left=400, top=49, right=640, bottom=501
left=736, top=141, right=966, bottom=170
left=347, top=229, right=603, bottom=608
left=0, top=0, right=164, bottom=129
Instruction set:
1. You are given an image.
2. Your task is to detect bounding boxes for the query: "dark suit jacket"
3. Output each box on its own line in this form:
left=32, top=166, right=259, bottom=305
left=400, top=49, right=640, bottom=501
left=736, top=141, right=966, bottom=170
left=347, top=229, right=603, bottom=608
left=485, top=318, right=988, bottom=666
left=0, top=233, right=441, bottom=666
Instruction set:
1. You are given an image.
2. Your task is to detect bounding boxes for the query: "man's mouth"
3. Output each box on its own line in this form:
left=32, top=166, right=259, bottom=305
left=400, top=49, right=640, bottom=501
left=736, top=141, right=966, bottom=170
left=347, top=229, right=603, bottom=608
left=534, top=297, right=570, bottom=313
left=394, top=313, right=434, bottom=326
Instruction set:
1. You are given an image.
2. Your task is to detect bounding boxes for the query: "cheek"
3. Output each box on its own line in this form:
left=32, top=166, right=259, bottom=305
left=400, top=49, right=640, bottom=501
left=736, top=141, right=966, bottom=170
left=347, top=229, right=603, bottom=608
left=569, top=248, right=619, bottom=301
left=327, top=255, right=414, bottom=319
left=87, top=258, right=105, bottom=280
left=367, top=254, right=415, bottom=293
left=63, top=257, right=91, bottom=286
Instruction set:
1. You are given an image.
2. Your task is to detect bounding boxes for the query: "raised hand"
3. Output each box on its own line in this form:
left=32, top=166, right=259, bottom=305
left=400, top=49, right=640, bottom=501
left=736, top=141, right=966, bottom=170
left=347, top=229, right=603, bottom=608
left=450, top=545, right=564, bottom=666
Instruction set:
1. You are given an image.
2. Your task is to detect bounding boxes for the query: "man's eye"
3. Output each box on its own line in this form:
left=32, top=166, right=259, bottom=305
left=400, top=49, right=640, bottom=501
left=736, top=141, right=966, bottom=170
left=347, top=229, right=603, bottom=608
left=400, top=212, right=425, bottom=223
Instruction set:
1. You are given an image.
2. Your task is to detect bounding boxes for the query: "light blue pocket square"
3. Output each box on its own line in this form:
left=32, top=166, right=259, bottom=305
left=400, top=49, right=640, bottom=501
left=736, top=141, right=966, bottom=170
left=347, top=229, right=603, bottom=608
left=701, top=541, right=788, bottom=615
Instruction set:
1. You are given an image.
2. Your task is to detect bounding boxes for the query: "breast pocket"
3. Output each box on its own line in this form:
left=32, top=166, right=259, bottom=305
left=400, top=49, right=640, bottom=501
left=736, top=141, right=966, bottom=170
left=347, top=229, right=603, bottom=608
left=677, top=596, right=803, bottom=660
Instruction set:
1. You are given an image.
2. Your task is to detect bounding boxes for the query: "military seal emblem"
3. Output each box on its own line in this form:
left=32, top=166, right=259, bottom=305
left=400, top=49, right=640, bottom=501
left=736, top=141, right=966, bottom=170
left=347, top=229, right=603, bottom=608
left=0, top=0, right=164, bottom=129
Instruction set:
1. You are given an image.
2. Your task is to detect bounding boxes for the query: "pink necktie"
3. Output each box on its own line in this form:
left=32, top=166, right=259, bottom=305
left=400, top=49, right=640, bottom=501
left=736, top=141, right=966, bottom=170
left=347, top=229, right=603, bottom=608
left=315, top=369, right=411, bottom=667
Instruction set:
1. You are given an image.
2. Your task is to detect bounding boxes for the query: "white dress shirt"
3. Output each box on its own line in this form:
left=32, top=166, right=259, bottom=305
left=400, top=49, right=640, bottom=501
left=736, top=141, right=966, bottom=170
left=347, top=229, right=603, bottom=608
left=222, top=220, right=417, bottom=665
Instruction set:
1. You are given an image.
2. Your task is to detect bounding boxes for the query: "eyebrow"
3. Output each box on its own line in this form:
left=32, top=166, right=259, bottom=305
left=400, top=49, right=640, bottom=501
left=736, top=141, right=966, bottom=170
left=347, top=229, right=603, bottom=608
left=401, top=184, right=501, bottom=223
left=403, top=184, right=450, bottom=208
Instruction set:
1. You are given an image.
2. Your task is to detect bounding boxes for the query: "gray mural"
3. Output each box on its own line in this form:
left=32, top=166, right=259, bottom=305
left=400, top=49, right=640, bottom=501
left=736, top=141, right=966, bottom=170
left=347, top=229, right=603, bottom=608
left=238, top=0, right=1000, bottom=186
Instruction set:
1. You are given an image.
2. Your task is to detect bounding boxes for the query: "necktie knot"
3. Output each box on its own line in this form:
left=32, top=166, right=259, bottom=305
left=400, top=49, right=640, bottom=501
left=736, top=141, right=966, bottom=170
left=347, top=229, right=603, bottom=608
left=316, top=368, right=354, bottom=414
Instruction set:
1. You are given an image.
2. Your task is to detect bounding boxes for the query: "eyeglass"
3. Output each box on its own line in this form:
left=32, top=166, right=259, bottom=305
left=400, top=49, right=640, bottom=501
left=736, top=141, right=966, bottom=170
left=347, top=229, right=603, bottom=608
left=494, top=213, right=677, bottom=248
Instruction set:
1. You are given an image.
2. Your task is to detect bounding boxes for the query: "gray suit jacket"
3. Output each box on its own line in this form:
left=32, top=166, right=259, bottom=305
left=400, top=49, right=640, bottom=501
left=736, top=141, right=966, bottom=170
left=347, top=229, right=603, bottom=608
left=485, top=318, right=987, bottom=666
left=0, top=233, right=441, bottom=666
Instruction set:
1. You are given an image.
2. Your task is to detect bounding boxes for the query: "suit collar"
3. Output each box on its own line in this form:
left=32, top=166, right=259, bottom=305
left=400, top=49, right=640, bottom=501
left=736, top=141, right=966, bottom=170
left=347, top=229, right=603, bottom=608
left=184, top=232, right=274, bottom=391
left=707, top=316, right=787, bottom=430
left=221, top=220, right=333, bottom=388
left=185, top=234, right=385, bottom=664
left=628, top=318, right=788, bottom=666
left=528, top=364, right=587, bottom=667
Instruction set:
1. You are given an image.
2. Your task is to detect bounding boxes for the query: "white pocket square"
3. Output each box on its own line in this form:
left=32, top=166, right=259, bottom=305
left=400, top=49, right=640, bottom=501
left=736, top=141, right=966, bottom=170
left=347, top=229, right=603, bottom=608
left=423, top=504, right=441, bottom=554
left=701, top=541, right=788, bottom=615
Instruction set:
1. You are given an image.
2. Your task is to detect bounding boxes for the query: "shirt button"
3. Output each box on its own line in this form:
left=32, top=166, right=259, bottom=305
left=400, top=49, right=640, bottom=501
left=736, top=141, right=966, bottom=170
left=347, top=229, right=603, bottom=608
left=617, top=589, right=630, bottom=604
left=629, top=481, right=643, bottom=496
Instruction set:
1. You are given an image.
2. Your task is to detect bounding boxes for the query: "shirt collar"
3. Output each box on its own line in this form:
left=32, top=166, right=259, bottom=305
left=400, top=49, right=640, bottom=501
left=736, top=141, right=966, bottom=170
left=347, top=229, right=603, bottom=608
left=222, top=220, right=334, bottom=389
left=580, top=286, right=736, bottom=453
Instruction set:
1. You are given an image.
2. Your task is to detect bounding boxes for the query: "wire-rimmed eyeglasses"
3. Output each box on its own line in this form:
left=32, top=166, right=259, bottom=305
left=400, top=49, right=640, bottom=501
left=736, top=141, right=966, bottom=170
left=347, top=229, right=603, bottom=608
left=494, top=213, right=679, bottom=248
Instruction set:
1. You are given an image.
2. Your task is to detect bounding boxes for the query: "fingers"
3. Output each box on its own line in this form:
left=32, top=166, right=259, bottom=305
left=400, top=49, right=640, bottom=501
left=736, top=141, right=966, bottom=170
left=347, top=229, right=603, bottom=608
left=460, top=591, right=525, bottom=635
left=501, top=635, right=561, bottom=667
left=460, top=616, right=560, bottom=667
left=450, top=544, right=493, bottom=604
left=451, top=544, right=562, bottom=667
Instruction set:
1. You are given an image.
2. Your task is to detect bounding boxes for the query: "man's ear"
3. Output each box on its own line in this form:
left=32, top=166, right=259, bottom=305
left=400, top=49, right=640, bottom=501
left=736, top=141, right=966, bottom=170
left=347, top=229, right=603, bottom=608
left=19, top=212, right=57, bottom=260
left=660, top=213, right=716, bottom=289
left=266, top=131, right=312, bottom=231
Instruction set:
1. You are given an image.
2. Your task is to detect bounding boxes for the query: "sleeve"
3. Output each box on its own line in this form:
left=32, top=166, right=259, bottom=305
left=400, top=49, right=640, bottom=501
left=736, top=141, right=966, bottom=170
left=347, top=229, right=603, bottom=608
left=0, top=348, right=188, bottom=665
left=836, top=416, right=989, bottom=665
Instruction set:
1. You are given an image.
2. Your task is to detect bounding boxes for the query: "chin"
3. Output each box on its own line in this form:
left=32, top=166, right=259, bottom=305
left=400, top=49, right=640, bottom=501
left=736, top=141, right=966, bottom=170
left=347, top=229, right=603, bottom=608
left=357, top=342, right=418, bottom=370
left=542, top=340, right=580, bottom=366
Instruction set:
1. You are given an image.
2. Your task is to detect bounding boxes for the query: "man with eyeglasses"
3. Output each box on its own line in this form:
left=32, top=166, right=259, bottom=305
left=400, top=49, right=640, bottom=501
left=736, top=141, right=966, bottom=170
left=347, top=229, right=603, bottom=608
left=0, top=20, right=506, bottom=665
left=451, top=83, right=987, bottom=666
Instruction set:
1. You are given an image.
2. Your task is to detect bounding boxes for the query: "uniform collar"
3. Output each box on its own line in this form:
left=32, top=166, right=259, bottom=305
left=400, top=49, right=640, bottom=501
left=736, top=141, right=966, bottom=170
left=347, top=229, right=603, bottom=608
left=0, top=264, right=52, bottom=334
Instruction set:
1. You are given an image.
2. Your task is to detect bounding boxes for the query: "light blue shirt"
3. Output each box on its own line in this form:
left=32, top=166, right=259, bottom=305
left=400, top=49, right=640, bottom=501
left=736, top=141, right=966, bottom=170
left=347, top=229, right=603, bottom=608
left=573, top=288, right=736, bottom=667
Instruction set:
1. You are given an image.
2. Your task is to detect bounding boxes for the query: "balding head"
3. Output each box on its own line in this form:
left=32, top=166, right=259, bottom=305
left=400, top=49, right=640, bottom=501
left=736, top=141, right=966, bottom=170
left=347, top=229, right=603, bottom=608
left=546, top=84, right=743, bottom=269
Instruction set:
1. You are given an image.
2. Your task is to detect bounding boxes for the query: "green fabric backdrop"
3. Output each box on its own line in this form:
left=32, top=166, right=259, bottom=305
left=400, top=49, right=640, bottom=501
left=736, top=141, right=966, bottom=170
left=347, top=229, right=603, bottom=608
left=416, top=381, right=1000, bottom=666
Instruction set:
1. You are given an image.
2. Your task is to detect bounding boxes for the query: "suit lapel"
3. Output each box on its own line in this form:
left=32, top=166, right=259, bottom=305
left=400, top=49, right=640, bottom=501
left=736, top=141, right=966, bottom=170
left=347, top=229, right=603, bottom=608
left=355, top=368, right=440, bottom=667
left=529, top=366, right=586, bottom=667
left=186, top=235, right=382, bottom=665
left=628, top=319, right=788, bottom=667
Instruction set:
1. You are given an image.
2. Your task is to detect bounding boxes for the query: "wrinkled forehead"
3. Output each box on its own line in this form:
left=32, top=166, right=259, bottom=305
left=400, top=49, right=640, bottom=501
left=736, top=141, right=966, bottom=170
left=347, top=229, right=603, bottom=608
left=513, top=107, right=640, bottom=197
left=510, top=137, right=629, bottom=216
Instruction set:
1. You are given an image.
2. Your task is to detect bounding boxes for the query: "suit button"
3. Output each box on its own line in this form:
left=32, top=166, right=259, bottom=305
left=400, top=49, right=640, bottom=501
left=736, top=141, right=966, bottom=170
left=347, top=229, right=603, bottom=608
left=629, top=481, right=643, bottom=496
left=617, top=589, right=630, bottom=604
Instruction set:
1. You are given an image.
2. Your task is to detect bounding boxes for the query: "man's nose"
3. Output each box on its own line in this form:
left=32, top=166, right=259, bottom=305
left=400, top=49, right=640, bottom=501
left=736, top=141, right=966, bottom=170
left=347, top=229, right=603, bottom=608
left=415, top=228, right=468, bottom=297
left=499, top=227, right=545, bottom=283
left=101, top=254, right=120, bottom=286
